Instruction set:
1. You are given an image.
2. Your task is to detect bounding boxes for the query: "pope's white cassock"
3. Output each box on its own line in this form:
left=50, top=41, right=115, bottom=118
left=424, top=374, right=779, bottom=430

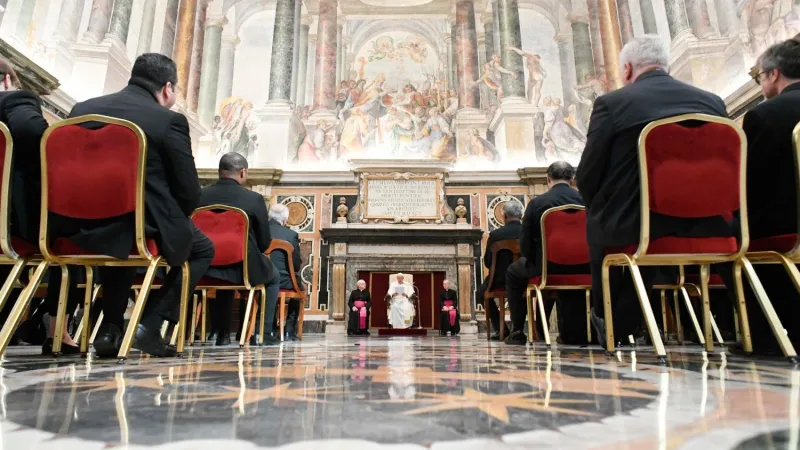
left=387, top=278, right=415, bottom=329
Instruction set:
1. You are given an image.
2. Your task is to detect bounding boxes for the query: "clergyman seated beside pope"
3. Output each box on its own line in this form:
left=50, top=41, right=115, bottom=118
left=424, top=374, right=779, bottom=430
left=386, top=273, right=416, bottom=329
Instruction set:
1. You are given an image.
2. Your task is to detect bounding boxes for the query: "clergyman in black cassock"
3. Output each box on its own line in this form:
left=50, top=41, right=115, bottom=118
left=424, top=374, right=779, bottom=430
left=439, top=280, right=460, bottom=336
left=347, top=280, right=372, bottom=336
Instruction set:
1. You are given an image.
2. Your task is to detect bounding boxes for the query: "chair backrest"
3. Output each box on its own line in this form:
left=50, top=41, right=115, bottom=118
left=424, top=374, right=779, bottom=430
left=39, top=115, right=151, bottom=259
left=0, top=122, right=14, bottom=258
left=486, top=239, right=520, bottom=290
left=792, top=121, right=800, bottom=254
left=388, top=273, right=413, bottom=286
left=191, top=205, right=250, bottom=284
left=638, top=114, right=747, bottom=256
left=266, top=239, right=303, bottom=292
left=539, top=205, right=589, bottom=282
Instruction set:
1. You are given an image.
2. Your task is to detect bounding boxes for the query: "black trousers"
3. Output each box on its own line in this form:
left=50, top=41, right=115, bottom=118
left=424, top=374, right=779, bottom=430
left=216, top=274, right=279, bottom=338
left=477, top=278, right=505, bottom=332
left=101, top=225, right=214, bottom=331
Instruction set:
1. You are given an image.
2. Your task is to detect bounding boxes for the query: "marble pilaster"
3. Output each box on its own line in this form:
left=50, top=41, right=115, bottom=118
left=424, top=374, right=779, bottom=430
left=54, top=0, right=85, bottom=43
left=455, top=0, right=480, bottom=109
left=587, top=0, right=605, bottom=71
left=216, top=35, right=239, bottom=106
left=665, top=0, right=694, bottom=40
left=571, top=17, right=595, bottom=83
left=13, top=0, right=34, bottom=45
left=639, top=0, right=659, bottom=34
left=556, top=33, right=579, bottom=106
left=268, top=0, right=297, bottom=103
left=335, top=24, right=343, bottom=85
left=197, top=18, right=226, bottom=128
left=477, top=34, right=487, bottom=109
left=497, top=0, right=526, bottom=100
left=306, top=34, right=316, bottom=104
left=289, top=0, right=302, bottom=104
left=686, top=0, right=717, bottom=38
left=295, top=19, right=311, bottom=107
left=491, top=0, right=501, bottom=57
left=187, top=0, right=210, bottom=112
left=105, top=0, right=133, bottom=47
left=449, top=20, right=458, bottom=93
left=161, top=0, right=180, bottom=56
left=597, top=0, right=623, bottom=88
left=483, top=15, right=495, bottom=63
left=82, top=0, right=113, bottom=43
left=173, top=0, right=197, bottom=101
left=617, top=0, right=635, bottom=43
left=310, top=0, right=338, bottom=115
left=713, top=0, right=738, bottom=36
left=136, top=0, right=158, bottom=55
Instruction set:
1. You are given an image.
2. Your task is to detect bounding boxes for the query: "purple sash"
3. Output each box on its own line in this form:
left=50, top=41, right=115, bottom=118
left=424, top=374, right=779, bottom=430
left=354, top=300, right=367, bottom=329
left=444, top=300, right=456, bottom=326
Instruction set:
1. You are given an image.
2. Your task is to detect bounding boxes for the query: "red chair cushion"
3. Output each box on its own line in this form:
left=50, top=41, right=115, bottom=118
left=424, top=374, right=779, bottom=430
left=52, top=237, right=159, bottom=257
left=611, top=236, right=739, bottom=255
left=44, top=123, right=140, bottom=219
left=10, top=237, right=38, bottom=257
left=196, top=276, right=242, bottom=288
left=543, top=209, right=590, bottom=265
left=749, top=234, right=797, bottom=253
left=192, top=209, right=247, bottom=266
left=685, top=273, right=726, bottom=287
left=643, top=121, right=741, bottom=218
left=529, top=274, right=592, bottom=286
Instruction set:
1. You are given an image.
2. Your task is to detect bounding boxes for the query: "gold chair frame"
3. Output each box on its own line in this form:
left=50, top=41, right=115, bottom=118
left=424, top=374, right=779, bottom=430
left=14, top=115, right=191, bottom=361
left=654, top=266, right=724, bottom=347
left=0, top=123, right=49, bottom=357
left=191, top=204, right=266, bottom=348
left=525, top=205, right=592, bottom=346
left=266, top=239, right=307, bottom=341
left=601, top=114, right=752, bottom=362
left=483, top=239, right=520, bottom=342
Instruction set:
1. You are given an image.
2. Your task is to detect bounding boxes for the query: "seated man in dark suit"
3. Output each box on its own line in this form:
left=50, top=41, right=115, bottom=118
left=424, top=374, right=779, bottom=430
left=504, top=162, right=585, bottom=345
left=576, top=36, right=731, bottom=347
left=268, top=203, right=303, bottom=340
left=199, top=153, right=280, bottom=346
left=54, top=54, right=215, bottom=358
left=720, top=39, right=800, bottom=353
left=476, top=201, right=522, bottom=340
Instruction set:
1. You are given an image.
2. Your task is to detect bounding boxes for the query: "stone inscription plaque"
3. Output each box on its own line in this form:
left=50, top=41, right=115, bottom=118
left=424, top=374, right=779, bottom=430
left=365, top=178, right=439, bottom=219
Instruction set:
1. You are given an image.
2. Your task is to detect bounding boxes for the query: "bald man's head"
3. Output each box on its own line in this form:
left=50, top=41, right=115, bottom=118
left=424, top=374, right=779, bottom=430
left=219, top=152, right=249, bottom=184
left=546, top=161, right=575, bottom=187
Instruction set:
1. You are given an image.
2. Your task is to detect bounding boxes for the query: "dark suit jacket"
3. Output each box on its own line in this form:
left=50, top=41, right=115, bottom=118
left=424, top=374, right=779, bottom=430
left=577, top=70, right=731, bottom=247
left=439, top=288, right=458, bottom=309
left=56, top=80, right=201, bottom=265
left=268, top=219, right=301, bottom=290
left=483, top=220, right=522, bottom=289
left=0, top=91, right=48, bottom=244
left=740, top=83, right=800, bottom=239
left=520, top=183, right=584, bottom=272
left=198, top=178, right=274, bottom=286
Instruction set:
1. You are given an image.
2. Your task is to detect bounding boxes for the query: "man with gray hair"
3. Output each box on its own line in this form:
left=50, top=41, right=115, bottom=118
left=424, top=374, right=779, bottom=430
left=576, top=35, right=730, bottom=346
left=198, top=152, right=280, bottom=346
left=268, top=203, right=303, bottom=340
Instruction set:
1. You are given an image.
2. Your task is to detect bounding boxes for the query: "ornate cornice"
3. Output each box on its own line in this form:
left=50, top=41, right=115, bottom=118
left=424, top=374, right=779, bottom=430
left=516, top=167, right=548, bottom=185
left=197, top=168, right=283, bottom=186
left=0, top=38, right=59, bottom=95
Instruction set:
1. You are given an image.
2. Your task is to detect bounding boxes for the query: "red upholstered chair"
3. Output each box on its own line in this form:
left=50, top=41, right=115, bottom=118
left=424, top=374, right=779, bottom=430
left=525, top=205, right=592, bottom=346
left=266, top=239, right=306, bottom=341
left=0, top=123, right=49, bottom=356
left=600, top=114, right=773, bottom=362
left=192, top=205, right=266, bottom=347
left=483, top=239, right=520, bottom=341
left=33, top=115, right=191, bottom=360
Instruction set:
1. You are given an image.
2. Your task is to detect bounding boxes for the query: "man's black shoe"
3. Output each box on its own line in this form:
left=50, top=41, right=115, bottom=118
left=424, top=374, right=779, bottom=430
left=134, top=324, right=177, bottom=357
left=504, top=331, right=527, bottom=345
left=207, top=331, right=218, bottom=343
left=249, top=334, right=260, bottom=346
left=93, top=323, right=123, bottom=358
left=216, top=334, right=231, bottom=346
left=41, top=338, right=80, bottom=356
left=590, top=308, right=607, bottom=348
left=262, top=334, right=280, bottom=346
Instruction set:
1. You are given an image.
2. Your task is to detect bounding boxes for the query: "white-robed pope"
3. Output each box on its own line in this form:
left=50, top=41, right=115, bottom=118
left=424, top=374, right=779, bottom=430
left=387, top=273, right=415, bottom=329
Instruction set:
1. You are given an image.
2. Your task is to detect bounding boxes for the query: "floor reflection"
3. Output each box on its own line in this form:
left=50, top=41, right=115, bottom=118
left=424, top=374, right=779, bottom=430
left=0, top=336, right=797, bottom=449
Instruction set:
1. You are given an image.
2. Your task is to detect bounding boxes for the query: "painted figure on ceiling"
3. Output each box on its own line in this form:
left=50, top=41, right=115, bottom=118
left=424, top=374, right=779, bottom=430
left=506, top=46, right=547, bottom=106
left=542, top=97, right=585, bottom=165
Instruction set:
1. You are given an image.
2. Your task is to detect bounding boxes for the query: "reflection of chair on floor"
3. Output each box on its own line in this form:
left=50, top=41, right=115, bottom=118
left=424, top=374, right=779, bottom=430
left=384, top=273, right=419, bottom=328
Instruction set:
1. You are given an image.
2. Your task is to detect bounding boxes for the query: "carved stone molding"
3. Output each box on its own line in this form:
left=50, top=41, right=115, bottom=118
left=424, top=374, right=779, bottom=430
left=197, top=168, right=283, bottom=186
left=0, top=38, right=60, bottom=95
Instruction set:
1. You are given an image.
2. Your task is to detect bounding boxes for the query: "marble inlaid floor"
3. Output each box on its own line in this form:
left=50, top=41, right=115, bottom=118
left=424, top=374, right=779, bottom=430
left=0, top=335, right=797, bottom=449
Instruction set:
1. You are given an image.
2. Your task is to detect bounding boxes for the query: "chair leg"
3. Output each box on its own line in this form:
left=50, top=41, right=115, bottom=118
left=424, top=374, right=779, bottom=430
left=673, top=290, right=684, bottom=345
left=200, top=290, right=207, bottom=345
left=732, top=261, right=753, bottom=353
left=660, top=290, right=668, bottom=340
left=298, top=297, right=305, bottom=340
left=239, top=289, right=255, bottom=348
left=601, top=258, right=616, bottom=353
left=0, top=259, right=27, bottom=313
left=710, top=313, right=725, bottom=345
left=258, top=287, right=267, bottom=344
left=169, top=324, right=179, bottom=346
left=498, top=297, right=506, bottom=341
left=484, top=294, right=491, bottom=341
left=629, top=262, right=667, bottom=359
left=0, top=261, right=48, bottom=357
left=585, top=289, right=592, bottom=344
left=117, top=259, right=161, bottom=361
left=52, top=265, right=72, bottom=356
left=681, top=286, right=706, bottom=347
left=175, top=262, right=190, bottom=355
left=279, top=293, right=287, bottom=342
left=699, top=265, right=714, bottom=352
left=190, top=294, right=198, bottom=346
left=79, top=266, right=94, bottom=354
left=526, top=290, right=534, bottom=344
left=90, top=311, right=104, bottom=344
left=535, top=286, right=550, bottom=346
left=740, top=257, right=797, bottom=361
left=76, top=284, right=101, bottom=345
